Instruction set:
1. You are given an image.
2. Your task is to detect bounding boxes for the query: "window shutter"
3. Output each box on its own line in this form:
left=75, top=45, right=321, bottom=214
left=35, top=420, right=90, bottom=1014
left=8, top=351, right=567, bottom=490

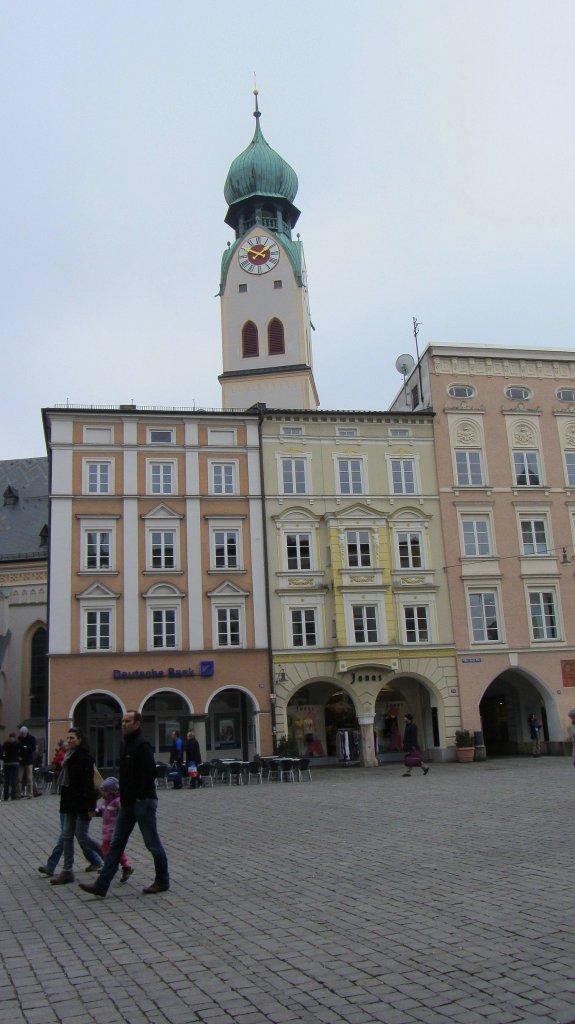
left=268, top=318, right=285, bottom=355
left=242, top=321, right=259, bottom=357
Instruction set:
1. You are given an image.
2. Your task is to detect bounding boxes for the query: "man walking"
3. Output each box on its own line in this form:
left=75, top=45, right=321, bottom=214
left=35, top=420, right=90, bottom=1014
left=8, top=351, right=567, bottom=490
left=79, top=710, right=169, bottom=898
left=18, top=726, right=37, bottom=798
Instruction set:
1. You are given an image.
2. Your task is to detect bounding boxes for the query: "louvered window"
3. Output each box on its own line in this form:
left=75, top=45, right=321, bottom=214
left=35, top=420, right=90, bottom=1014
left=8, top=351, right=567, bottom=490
left=242, top=321, right=259, bottom=357
left=268, top=317, right=285, bottom=355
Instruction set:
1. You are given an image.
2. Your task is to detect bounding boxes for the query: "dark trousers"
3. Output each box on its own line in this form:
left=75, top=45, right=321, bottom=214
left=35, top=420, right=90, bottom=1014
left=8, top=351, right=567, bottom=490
left=93, top=798, right=169, bottom=894
left=3, top=764, right=18, bottom=800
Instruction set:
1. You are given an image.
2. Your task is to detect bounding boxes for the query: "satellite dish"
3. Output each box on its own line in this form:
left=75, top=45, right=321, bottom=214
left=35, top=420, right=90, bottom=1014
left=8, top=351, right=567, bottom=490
left=395, top=353, right=415, bottom=376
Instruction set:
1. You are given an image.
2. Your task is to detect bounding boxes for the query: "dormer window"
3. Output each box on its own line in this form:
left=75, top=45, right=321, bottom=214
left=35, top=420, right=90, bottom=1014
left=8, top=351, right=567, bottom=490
left=3, top=486, right=18, bottom=507
left=40, top=524, right=49, bottom=547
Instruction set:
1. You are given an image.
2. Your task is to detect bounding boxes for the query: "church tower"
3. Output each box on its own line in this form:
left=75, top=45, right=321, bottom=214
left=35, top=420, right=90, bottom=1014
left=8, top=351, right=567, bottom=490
left=218, top=92, right=319, bottom=411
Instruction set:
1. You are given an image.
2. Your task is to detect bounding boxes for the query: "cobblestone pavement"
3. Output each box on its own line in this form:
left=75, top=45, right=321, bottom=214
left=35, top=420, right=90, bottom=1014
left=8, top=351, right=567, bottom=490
left=1, top=758, right=575, bottom=1024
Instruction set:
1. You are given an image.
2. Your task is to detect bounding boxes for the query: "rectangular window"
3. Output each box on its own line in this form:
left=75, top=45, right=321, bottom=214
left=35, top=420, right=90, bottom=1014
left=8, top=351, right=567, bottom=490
left=455, top=450, right=484, bottom=486
left=520, top=519, right=549, bottom=555
left=150, top=462, right=174, bottom=494
left=86, top=462, right=111, bottom=494
left=565, top=452, right=575, bottom=486
left=529, top=591, right=558, bottom=640
left=152, top=609, right=176, bottom=648
left=286, top=533, right=311, bottom=570
left=149, top=429, right=173, bottom=444
left=462, top=518, right=491, bottom=557
left=217, top=607, right=241, bottom=647
left=390, top=429, right=409, bottom=438
left=391, top=458, right=416, bottom=494
left=281, top=458, right=307, bottom=494
left=212, top=463, right=235, bottom=494
left=338, top=428, right=357, bottom=437
left=86, top=610, right=111, bottom=651
left=398, top=531, right=423, bottom=569
left=291, top=609, right=317, bottom=647
left=352, top=605, right=378, bottom=643
left=214, top=530, right=238, bottom=569
left=281, top=426, right=303, bottom=436
left=86, top=530, right=111, bottom=570
left=404, top=606, right=429, bottom=643
left=469, top=592, right=500, bottom=642
left=347, top=530, right=371, bottom=567
left=338, top=459, right=364, bottom=494
left=151, top=530, right=175, bottom=569
left=513, top=451, right=541, bottom=486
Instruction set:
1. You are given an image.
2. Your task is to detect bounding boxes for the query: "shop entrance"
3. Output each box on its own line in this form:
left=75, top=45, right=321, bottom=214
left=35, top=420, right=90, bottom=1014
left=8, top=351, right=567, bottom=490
left=287, top=682, right=359, bottom=762
left=74, top=695, right=122, bottom=768
left=480, top=670, right=551, bottom=756
left=205, top=688, right=258, bottom=761
left=141, top=692, right=193, bottom=759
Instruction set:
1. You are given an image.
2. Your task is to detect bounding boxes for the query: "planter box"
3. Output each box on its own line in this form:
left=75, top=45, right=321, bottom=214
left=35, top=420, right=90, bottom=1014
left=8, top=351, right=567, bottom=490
left=455, top=747, right=475, bottom=763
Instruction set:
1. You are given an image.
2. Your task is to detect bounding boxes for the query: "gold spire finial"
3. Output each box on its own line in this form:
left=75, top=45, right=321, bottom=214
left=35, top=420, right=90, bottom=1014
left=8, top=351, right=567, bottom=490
left=253, top=74, right=260, bottom=118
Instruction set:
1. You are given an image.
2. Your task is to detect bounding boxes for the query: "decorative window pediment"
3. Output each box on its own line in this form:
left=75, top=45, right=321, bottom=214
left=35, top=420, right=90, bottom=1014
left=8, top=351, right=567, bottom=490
left=76, top=582, right=119, bottom=601
left=141, top=504, right=183, bottom=521
left=206, top=580, right=250, bottom=599
left=142, top=582, right=185, bottom=599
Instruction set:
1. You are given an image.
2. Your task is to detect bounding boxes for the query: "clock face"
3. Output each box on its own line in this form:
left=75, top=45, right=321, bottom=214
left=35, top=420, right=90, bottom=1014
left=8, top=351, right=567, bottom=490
left=238, top=235, right=280, bottom=275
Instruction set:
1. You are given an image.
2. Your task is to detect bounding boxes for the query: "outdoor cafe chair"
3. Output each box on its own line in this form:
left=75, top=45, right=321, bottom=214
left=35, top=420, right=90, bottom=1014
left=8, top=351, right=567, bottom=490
left=246, top=761, right=263, bottom=784
left=279, top=758, right=295, bottom=783
left=155, top=763, right=169, bottom=789
left=197, top=762, right=214, bottom=787
left=296, top=757, right=312, bottom=781
left=228, top=761, right=245, bottom=785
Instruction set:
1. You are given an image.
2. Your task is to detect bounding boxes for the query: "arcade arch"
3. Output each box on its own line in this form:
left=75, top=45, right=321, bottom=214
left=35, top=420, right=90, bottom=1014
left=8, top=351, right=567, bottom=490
left=479, top=668, right=561, bottom=756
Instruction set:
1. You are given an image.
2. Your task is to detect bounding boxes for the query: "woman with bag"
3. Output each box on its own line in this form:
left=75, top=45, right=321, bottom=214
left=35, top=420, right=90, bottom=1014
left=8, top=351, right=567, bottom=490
left=47, top=727, right=103, bottom=884
left=402, top=713, right=430, bottom=777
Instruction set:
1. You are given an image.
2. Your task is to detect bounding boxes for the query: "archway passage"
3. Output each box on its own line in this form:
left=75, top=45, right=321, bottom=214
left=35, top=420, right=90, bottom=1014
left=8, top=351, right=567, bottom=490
left=287, top=682, right=359, bottom=762
left=141, top=692, right=192, bottom=759
left=29, top=626, right=48, bottom=725
left=205, top=688, right=259, bottom=762
left=480, top=670, right=550, bottom=756
left=74, top=694, right=122, bottom=768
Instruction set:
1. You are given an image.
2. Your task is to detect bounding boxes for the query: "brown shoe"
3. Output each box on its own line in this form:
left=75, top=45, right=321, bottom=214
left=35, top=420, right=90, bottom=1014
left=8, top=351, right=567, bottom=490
left=120, top=866, right=134, bottom=883
left=142, top=881, right=169, bottom=894
left=78, top=883, right=105, bottom=898
left=50, top=871, right=74, bottom=885
left=38, top=865, right=54, bottom=877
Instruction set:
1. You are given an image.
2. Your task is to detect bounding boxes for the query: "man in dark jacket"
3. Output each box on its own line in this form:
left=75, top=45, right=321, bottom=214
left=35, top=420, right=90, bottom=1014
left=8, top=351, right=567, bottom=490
left=79, top=709, right=169, bottom=898
left=2, top=733, right=20, bottom=800
left=18, top=726, right=37, bottom=798
left=185, top=730, right=202, bottom=789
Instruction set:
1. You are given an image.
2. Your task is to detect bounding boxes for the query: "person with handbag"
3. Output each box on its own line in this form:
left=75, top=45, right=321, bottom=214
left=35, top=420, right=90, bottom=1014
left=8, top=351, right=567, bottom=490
left=402, top=713, right=430, bottom=777
left=48, top=727, right=103, bottom=884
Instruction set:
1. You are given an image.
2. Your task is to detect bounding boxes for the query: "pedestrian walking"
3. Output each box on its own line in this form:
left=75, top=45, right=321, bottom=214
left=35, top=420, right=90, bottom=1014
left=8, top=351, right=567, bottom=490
left=79, top=709, right=169, bottom=898
left=402, top=713, right=429, bottom=777
left=185, top=730, right=202, bottom=789
left=18, top=726, right=36, bottom=798
left=49, top=727, right=102, bottom=885
left=2, top=733, right=20, bottom=800
left=528, top=713, right=542, bottom=757
left=94, top=777, right=134, bottom=883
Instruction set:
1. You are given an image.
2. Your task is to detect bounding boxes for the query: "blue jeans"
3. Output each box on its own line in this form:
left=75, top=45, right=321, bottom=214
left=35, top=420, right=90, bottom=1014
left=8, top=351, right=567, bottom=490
left=94, top=798, right=169, bottom=894
left=60, top=813, right=103, bottom=873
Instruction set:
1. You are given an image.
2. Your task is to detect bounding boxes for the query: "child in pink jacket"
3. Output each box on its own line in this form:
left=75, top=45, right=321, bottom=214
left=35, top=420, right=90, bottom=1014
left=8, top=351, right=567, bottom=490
left=96, top=777, right=134, bottom=882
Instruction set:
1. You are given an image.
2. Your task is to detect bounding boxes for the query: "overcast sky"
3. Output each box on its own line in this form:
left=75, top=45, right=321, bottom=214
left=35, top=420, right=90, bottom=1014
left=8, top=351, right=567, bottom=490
left=1, top=1, right=573, bottom=460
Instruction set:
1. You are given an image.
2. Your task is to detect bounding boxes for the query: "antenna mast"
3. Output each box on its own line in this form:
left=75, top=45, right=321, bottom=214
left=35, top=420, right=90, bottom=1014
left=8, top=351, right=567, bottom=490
left=413, top=317, right=425, bottom=407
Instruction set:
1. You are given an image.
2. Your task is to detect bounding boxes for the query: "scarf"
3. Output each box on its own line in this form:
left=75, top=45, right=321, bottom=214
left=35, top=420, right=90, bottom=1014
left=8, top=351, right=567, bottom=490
left=58, top=748, right=74, bottom=789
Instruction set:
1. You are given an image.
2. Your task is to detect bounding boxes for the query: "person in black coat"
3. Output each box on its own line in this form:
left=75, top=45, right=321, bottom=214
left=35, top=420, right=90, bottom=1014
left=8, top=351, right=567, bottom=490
left=2, top=733, right=20, bottom=801
left=79, top=709, right=169, bottom=898
left=50, top=727, right=102, bottom=885
left=402, top=713, right=430, bottom=777
left=185, top=731, right=202, bottom=789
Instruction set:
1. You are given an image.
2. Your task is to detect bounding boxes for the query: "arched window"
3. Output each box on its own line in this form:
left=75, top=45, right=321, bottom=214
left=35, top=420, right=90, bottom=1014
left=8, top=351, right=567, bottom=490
left=242, top=321, right=259, bottom=358
left=268, top=318, right=285, bottom=355
left=30, top=626, right=48, bottom=720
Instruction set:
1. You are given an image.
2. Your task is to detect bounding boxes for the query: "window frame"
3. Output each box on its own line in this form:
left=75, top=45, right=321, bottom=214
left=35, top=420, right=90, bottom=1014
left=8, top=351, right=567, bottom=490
left=148, top=428, right=174, bottom=445
left=84, top=608, right=112, bottom=652
left=397, top=530, right=424, bottom=569
left=336, top=457, right=365, bottom=496
left=528, top=589, right=560, bottom=641
left=467, top=589, right=501, bottom=644
left=403, top=604, right=430, bottom=644
left=83, top=459, right=114, bottom=495
left=84, top=528, right=113, bottom=571
left=455, top=450, right=484, bottom=487
left=460, top=516, right=492, bottom=558
left=216, top=607, right=242, bottom=647
left=290, top=607, right=318, bottom=648
left=564, top=451, right=575, bottom=487
left=346, top=529, right=372, bottom=568
left=279, top=456, right=309, bottom=495
left=519, top=517, right=549, bottom=556
left=209, top=460, right=238, bottom=496
left=351, top=604, right=379, bottom=644
left=389, top=457, right=417, bottom=495
left=286, top=532, right=312, bottom=571
left=147, top=460, right=177, bottom=496
left=513, top=450, right=541, bottom=487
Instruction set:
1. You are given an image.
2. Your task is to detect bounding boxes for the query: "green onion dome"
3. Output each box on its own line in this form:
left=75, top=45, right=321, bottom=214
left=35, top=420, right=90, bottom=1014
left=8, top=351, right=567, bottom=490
left=224, top=92, right=298, bottom=206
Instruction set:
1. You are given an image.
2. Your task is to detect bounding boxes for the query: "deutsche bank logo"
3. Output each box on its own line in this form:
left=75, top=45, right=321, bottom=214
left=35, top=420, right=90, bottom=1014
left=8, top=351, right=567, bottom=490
left=199, top=661, right=215, bottom=677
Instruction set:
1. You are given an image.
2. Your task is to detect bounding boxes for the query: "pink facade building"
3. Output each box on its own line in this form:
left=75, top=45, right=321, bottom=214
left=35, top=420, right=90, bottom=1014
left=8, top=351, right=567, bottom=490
left=391, top=343, right=575, bottom=754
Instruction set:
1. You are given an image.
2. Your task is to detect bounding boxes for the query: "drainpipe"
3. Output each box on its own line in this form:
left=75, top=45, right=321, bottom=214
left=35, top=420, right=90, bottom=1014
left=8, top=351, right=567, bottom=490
left=255, top=404, right=277, bottom=754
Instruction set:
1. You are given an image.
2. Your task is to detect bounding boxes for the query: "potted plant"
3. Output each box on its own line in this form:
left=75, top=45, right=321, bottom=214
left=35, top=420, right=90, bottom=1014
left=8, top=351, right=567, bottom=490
left=455, top=729, right=475, bottom=763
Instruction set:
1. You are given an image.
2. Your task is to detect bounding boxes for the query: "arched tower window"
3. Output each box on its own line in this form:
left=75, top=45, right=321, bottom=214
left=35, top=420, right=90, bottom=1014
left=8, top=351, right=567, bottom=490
left=242, top=321, right=259, bottom=358
left=30, top=626, right=48, bottom=720
left=268, top=318, right=285, bottom=355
